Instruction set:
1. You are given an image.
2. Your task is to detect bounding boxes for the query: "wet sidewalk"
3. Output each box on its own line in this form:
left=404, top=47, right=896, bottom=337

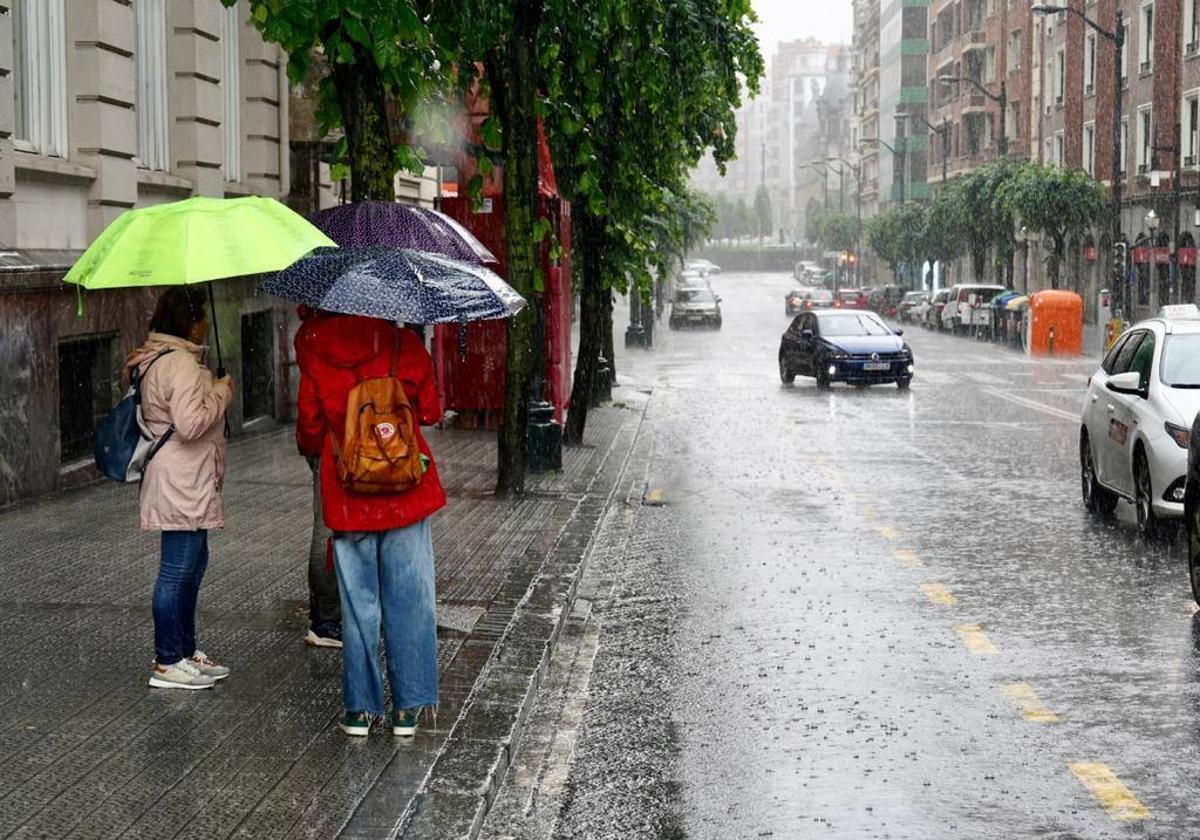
left=0, top=398, right=644, bottom=840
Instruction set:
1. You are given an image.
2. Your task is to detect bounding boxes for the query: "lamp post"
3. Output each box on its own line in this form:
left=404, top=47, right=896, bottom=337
left=937, top=74, right=1007, bottom=157
left=829, top=156, right=865, bottom=285
left=907, top=112, right=951, bottom=185
left=1032, top=3, right=1125, bottom=317
left=861, top=136, right=905, bottom=206
left=1151, top=126, right=1183, bottom=305
left=813, top=159, right=846, bottom=212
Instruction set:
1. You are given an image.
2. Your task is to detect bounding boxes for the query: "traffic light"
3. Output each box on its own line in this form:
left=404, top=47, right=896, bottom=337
left=1112, top=241, right=1128, bottom=281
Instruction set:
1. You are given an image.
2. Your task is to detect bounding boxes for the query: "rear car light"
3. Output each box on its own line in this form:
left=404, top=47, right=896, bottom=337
left=1166, top=422, right=1191, bottom=449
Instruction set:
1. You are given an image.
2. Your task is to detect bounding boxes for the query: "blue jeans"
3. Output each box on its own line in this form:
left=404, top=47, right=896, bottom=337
left=153, top=530, right=209, bottom=664
left=333, top=520, right=438, bottom=714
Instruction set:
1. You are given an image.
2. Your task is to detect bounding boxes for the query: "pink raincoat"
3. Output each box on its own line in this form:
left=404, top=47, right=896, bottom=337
left=124, top=333, right=232, bottom=531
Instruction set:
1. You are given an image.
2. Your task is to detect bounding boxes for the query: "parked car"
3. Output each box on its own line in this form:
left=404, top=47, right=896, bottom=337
left=833, top=288, right=866, bottom=309
left=1083, top=306, right=1200, bottom=542
left=795, top=260, right=822, bottom=281
left=785, top=287, right=834, bottom=316
left=925, top=289, right=952, bottom=330
left=686, top=258, right=720, bottom=275
left=675, top=270, right=709, bottom=292
left=670, top=286, right=722, bottom=329
left=898, top=291, right=929, bottom=323
left=941, top=284, right=1007, bottom=333
left=778, top=309, right=914, bottom=390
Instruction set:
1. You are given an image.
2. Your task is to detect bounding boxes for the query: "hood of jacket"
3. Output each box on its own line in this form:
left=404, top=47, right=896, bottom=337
left=123, top=332, right=206, bottom=382
left=301, top=315, right=402, bottom=370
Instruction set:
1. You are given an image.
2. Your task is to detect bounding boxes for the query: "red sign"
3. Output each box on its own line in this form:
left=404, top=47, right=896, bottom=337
left=1180, top=248, right=1198, bottom=267
left=1085, top=246, right=1097, bottom=261
left=1133, top=246, right=1151, bottom=264
left=1155, top=247, right=1172, bottom=264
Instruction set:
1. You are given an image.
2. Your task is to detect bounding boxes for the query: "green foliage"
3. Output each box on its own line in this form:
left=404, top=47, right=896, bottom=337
left=922, top=189, right=965, bottom=267
left=997, top=161, right=1105, bottom=288
left=866, top=204, right=926, bottom=279
left=813, top=211, right=859, bottom=253
left=952, top=157, right=1023, bottom=282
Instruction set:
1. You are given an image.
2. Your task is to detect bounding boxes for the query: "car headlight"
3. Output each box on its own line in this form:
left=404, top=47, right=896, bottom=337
left=1165, top=422, right=1191, bottom=449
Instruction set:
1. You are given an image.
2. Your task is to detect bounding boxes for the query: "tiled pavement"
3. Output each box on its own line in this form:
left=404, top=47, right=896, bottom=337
left=0, top=403, right=639, bottom=840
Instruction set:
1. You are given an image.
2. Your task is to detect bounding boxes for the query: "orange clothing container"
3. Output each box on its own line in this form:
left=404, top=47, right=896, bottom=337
left=1028, top=290, right=1083, bottom=356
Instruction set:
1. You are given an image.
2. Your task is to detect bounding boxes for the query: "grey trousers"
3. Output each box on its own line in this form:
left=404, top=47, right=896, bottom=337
left=308, top=456, right=341, bottom=628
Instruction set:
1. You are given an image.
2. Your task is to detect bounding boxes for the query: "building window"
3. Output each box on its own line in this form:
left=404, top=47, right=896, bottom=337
left=1139, top=3, right=1154, bottom=74
left=1121, top=21, right=1130, bottom=83
left=1085, top=34, right=1096, bottom=94
left=11, top=0, right=68, bottom=157
left=1006, top=101, right=1020, bottom=141
left=1054, top=132, right=1064, bottom=167
left=221, top=3, right=241, bottom=181
left=1084, top=123, right=1095, bottom=176
left=240, top=312, right=276, bottom=422
left=1187, top=0, right=1200, bottom=53
left=134, top=0, right=169, bottom=170
left=1008, top=30, right=1021, bottom=72
left=1187, top=95, right=1200, bottom=167
left=1121, top=118, right=1129, bottom=177
left=1055, top=48, right=1065, bottom=104
left=58, top=335, right=119, bottom=465
left=984, top=47, right=996, bottom=83
left=1137, top=107, right=1153, bottom=173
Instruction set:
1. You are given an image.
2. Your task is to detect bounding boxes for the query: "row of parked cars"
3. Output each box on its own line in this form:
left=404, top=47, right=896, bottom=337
left=898, top=284, right=1008, bottom=333
left=669, top=260, right=723, bottom=330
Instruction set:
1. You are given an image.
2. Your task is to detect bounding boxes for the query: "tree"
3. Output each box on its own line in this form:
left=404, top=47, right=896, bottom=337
left=754, top=184, right=773, bottom=241
left=921, top=188, right=965, bottom=288
left=735, top=197, right=754, bottom=239
left=999, top=162, right=1105, bottom=290
left=954, top=158, right=1023, bottom=283
left=816, top=212, right=859, bottom=253
left=866, top=204, right=925, bottom=286
left=804, top=197, right=824, bottom=245
left=230, top=1, right=441, bottom=202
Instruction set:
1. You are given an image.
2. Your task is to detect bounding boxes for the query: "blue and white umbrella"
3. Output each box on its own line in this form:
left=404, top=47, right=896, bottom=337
left=260, top=247, right=526, bottom=324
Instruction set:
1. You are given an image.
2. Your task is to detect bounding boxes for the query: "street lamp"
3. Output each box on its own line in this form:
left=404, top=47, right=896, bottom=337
left=937, top=75, right=1007, bottom=157
left=1032, top=2, right=1126, bottom=316
left=860, top=135, right=905, bottom=205
left=1146, top=208, right=1159, bottom=231
left=903, top=112, right=950, bottom=186
left=828, top=156, right=865, bottom=284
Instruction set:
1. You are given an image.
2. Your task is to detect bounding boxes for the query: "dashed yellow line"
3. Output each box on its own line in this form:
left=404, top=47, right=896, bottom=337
left=1002, top=683, right=1060, bottom=723
left=643, top=488, right=666, bottom=506
left=920, top=582, right=957, bottom=606
left=953, top=623, right=997, bottom=655
left=892, top=548, right=922, bottom=568
left=1068, top=763, right=1150, bottom=821
left=862, top=505, right=878, bottom=519
left=873, top=525, right=898, bottom=540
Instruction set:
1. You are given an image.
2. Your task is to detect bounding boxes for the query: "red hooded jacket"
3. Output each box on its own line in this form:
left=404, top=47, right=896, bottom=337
left=296, top=315, right=446, bottom=532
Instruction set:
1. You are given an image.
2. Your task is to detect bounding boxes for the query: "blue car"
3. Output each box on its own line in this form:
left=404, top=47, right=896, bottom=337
left=779, top=308, right=914, bottom=390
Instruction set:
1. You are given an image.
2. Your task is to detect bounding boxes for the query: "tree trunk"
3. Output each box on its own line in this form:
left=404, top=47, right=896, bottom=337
left=489, top=0, right=544, bottom=497
left=972, top=246, right=985, bottom=283
left=329, top=51, right=396, bottom=202
left=1051, top=236, right=1064, bottom=290
left=602, top=289, right=615, bottom=384
left=565, top=208, right=603, bottom=444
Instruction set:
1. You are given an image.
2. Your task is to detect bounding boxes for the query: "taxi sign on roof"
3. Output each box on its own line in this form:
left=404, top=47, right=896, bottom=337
left=1157, top=303, right=1200, bottom=320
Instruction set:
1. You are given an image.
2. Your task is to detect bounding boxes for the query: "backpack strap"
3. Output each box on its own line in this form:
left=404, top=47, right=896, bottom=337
left=135, top=350, right=177, bottom=467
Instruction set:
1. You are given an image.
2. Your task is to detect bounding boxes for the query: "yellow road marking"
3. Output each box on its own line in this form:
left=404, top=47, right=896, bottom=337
left=1002, top=683, right=1060, bottom=723
left=953, top=623, right=997, bottom=655
left=920, top=582, right=957, bottom=606
left=892, top=548, right=922, bottom=568
left=1191, top=603, right=1199, bottom=617
left=1068, top=763, right=1150, bottom=821
left=862, top=505, right=878, bottom=519
left=643, top=488, right=666, bottom=506
left=873, top=525, right=898, bottom=540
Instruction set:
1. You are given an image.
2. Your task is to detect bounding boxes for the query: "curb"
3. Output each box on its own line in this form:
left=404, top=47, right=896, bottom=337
left=391, top=401, right=648, bottom=839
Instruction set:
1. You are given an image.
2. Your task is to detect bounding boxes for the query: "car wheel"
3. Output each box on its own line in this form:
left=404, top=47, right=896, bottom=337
left=816, top=366, right=831, bottom=390
left=896, top=378, right=911, bottom=391
left=779, top=356, right=795, bottom=385
left=1080, top=431, right=1117, bottom=516
left=669, top=319, right=679, bottom=330
left=1134, top=447, right=1161, bottom=539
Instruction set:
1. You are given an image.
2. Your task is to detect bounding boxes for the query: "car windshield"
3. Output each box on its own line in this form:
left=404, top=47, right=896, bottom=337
left=1159, top=333, right=1200, bottom=386
left=809, top=290, right=833, bottom=302
left=677, top=288, right=715, bottom=304
left=818, top=312, right=892, bottom=337
left=838, top=290, right=858, bottom=300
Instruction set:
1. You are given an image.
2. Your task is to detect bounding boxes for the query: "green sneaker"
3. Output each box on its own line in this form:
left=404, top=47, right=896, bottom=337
left=339, top=711, right=372, bottom=737
left=391, top=708, right=421, bottom=737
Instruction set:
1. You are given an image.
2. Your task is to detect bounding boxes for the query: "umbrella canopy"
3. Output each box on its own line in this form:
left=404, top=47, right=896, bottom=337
left=1006, top=295, right=1030, bottom=311
left=311, top=201, right=497, bottom=265
left=261, top=247, right=525, bottom=324
left=64, top=195, right=336, bottom=289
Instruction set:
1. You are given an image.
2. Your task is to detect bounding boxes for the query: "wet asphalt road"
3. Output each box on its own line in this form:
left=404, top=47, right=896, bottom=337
left=548, top=271, right=1200, bottom=839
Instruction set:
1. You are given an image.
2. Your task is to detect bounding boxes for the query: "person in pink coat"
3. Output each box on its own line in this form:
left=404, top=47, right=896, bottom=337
left=124, top=286, right=235, bottom=690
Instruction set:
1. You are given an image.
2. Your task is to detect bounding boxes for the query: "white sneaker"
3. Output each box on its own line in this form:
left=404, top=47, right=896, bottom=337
left=149, top=659, right=216, bottom=690
left=189, top=650, right=230, bottom=681
left=305, top=628, right=343, bottom=649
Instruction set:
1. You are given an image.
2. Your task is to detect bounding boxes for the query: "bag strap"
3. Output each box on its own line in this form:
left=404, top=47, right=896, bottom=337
left=133, top=349, right=175, bottom=404
left=136, top=349, right=177, bottom=470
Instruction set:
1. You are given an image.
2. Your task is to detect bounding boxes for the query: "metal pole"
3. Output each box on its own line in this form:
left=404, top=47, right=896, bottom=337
left=998, top=80, right=1008, bottom=157
left=1113, top=10, right=1126, bottom=315
left=839, top=165, right=845, bottom=212
left=942, top=116, right=949, bottom=185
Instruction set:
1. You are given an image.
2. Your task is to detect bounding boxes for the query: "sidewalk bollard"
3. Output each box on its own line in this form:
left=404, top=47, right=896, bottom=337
left=527, top=401, right=562, bottom=472
left=1048, top=324, right=1055, bottom=357
left=594, top=356, right=613, bottom=403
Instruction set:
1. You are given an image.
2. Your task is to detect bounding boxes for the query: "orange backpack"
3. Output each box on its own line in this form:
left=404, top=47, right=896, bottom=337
left=330, top=332, right=426, bottom=495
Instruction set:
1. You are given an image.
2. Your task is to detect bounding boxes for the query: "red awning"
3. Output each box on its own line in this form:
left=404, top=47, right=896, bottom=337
left=1154, top=246, right=1172, bottom=264
left=1133, top=246, right=1151, bottom=264
left=1085, top=246, right=1097, bottom=261
left=1180, top=247, right=1198, bottom=267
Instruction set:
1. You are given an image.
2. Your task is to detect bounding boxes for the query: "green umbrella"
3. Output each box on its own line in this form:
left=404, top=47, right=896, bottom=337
left=64, top=195, right=336, bottom=372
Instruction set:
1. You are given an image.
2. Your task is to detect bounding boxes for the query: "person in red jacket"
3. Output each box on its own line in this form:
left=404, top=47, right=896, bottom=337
left=296, top=314, right=446, bottom=737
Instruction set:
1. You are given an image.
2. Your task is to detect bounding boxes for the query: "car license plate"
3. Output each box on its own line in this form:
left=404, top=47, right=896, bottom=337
left=863, top=361, right=890, bottom=371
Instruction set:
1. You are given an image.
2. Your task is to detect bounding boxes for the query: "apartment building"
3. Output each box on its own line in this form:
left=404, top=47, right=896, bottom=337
left=854, top=0, right=882, bottom=220
left=879, top=0, right=930, bottom=207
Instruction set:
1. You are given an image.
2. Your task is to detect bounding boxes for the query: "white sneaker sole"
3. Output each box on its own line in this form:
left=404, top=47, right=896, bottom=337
left=339, top=723, right=370, bottom=737
left=392, top=725, right=417, bottom=737
left=148, top=676, right=214, bottom=690
left=305, top=630, right=343, bottom=649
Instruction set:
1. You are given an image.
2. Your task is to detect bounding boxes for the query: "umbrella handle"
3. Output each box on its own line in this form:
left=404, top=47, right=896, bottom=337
left=207, top=283, right=225, bottom=377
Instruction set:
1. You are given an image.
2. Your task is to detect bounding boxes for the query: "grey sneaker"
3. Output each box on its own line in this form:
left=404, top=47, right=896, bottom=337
left=149, top=659, right=215, bottom=690
left=189, top=651, right=229, bottom=681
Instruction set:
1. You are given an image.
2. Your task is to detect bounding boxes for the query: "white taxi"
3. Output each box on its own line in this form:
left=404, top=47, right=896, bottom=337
left=1080, top=305, right=1200, bottom=537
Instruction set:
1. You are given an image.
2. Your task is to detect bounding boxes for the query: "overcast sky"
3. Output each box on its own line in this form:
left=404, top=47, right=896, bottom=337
left=751, top=0, right=853, bottom=61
